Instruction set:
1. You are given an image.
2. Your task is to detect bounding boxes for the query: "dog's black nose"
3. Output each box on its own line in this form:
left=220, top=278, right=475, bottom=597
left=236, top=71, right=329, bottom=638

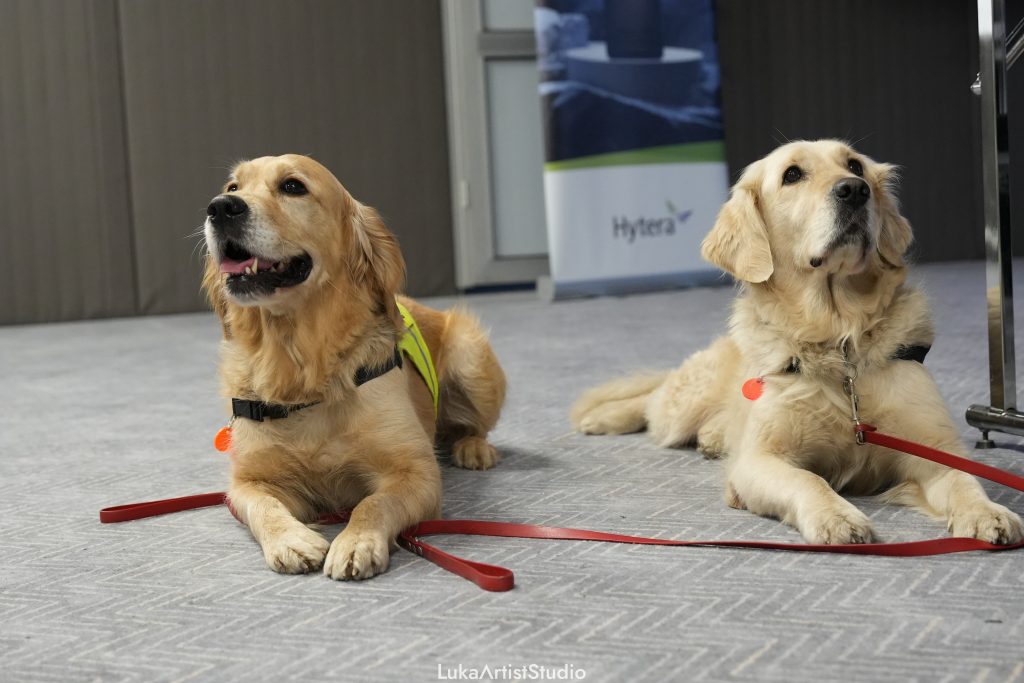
left=833, top=177, right=870, bottom=208
left=207, top=194, right=249, bottom=228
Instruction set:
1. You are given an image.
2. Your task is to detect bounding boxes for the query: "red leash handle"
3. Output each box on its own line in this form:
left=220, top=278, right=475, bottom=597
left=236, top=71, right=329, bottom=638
left=398, top=531, right=515, bottom=592
left=100, top=425, right=1024, bottom=592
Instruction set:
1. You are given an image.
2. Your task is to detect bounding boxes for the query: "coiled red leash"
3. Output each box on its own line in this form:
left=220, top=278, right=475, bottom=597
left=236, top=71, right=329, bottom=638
left=99, top=424, right=1024, bottom=592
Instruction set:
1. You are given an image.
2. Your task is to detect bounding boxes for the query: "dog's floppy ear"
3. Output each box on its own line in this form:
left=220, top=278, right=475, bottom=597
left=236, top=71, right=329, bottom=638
left=201, top=254, right=232, bottom=339
left=701, top=176, right=773, bottom=283
left=874, top=163, right=913, bottom=267
left=351, top=204, right=406, bottom=306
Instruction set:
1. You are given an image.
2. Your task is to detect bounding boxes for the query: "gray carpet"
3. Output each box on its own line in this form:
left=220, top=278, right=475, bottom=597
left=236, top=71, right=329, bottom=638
left=2, top=261, right=1024, bottom=682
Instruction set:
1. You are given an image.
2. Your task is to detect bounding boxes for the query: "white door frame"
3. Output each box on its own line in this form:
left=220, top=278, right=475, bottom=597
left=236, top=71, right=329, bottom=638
left=441, top=0, right=549, bottom=289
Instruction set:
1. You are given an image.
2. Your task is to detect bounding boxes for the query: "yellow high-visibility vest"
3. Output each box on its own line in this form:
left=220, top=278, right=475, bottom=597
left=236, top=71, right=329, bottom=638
left=397, top=300, right=439, bottom=415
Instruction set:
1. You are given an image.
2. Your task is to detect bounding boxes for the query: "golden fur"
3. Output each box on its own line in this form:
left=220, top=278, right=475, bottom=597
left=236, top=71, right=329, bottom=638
left=202, top=154, right=506, bottom=579
left=572, top=140, right=1023, bottom=545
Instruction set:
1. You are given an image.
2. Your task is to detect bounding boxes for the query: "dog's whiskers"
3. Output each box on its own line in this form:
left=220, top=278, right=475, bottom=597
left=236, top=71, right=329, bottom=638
left=325, top=279, right=345, bottom=297
left=184, top=224, right=211, bottom=263
left=849, top=132, right=873, bottom=148
left=771, top=127, right=792, bottom=146
left=188, top=236, right=209, bottom=263
left=184, top=223, right=206, bottom=239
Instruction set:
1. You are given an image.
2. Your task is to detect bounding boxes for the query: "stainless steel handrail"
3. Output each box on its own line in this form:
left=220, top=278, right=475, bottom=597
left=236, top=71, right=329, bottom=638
left=1005, top=14, right=1024, bottom=68
left=966, top=0, right=1024, bottom=447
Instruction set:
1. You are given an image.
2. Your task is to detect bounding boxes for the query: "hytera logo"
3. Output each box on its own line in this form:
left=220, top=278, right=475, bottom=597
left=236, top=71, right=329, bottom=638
left=611, top=200, right=692, bottom=244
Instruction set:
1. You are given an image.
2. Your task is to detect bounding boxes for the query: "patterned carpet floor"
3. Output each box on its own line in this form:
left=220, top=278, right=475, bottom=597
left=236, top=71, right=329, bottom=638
left=2, top=260, right=1023, bottom=682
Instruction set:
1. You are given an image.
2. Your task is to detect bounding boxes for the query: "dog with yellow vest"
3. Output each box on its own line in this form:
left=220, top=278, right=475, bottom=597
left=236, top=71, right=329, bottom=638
left=202, top=154, right=506, bottom=581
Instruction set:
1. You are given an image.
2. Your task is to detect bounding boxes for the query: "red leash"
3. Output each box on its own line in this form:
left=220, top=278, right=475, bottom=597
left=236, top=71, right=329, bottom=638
left=99, top=492, right=228, bottom=523
left=856, top=423, right=1024, bottom=490
left=99, top=424, right=1024, bottom=592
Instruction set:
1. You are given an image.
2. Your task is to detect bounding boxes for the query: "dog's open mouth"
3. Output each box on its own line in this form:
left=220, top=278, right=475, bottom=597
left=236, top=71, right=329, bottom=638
left=218, top=240, right=313, bottom=297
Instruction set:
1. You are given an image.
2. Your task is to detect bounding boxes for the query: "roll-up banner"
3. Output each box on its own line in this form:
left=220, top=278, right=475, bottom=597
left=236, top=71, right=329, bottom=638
left=534, top=0, right=728, bottom=299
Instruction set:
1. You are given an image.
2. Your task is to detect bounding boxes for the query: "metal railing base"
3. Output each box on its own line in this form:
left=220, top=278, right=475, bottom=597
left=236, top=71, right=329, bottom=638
left=966, top=404, right=1024, bottom=447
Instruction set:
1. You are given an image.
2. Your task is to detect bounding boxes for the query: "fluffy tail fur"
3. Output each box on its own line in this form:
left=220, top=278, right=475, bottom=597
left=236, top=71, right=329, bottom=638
left=570, top=371, right=669, bottom=435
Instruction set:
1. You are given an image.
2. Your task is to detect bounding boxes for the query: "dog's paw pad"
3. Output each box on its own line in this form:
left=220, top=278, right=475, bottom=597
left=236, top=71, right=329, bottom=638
left=263, top=524, right=330, bottom=574
left=950, top=504, right=1024, bottom=545
left=803, top=508, right=875, bottom=545
left=451, top=436, right=500, bottom=470
left=323, top=530, right=390, bottom=581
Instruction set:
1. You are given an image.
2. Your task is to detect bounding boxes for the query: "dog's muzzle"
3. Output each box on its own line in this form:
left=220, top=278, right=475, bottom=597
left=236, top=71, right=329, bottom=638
left=205, top=194, right=313, bottom=299
left=207, top=194, right=250, bottom=241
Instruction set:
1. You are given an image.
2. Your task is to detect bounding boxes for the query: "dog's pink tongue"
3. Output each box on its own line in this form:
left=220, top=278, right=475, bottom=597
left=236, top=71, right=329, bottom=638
left=220, top=256, right=255, bottom=275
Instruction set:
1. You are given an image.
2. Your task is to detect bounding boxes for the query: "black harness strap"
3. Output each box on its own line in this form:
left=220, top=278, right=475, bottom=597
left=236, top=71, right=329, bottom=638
left=231, top=346, right=403, bottom=422
left=891, top=344, right=931, bottom=364
left=353, top=346, right=404, bottom=387
left=783, top=344, right=930, bottom=376
left=230, top=397, right=318, bottom=422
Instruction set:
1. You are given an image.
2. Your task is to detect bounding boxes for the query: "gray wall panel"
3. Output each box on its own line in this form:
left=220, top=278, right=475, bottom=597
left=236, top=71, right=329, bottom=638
left=117, top=0, right=455, bottom=314
left=0, top=0, right=136, bottom=324
left=716, top=0, right=985, bottom=263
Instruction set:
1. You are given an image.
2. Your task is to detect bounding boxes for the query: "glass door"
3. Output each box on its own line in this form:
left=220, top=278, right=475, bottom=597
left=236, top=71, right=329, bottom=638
left=442, top=0, right=549, bottom=288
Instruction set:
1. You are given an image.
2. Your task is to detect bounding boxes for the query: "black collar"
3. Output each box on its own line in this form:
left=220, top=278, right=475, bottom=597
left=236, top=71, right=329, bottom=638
left=231, top=346, right=404, bottom=422
left=784, top=344, right=930, bottom=375
left=890, top=344, right=930, bottom=364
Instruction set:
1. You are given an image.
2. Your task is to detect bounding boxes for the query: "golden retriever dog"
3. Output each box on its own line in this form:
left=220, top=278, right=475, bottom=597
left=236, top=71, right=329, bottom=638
left=202, top=154, right=505, bottom=580
left=572, top=140, right=1022, bottom=545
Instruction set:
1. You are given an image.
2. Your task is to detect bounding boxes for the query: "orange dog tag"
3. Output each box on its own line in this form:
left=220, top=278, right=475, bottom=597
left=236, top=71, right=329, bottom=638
left=214, top=426, right=232, bottom=452
left=742, top=377, right=765, bottom=401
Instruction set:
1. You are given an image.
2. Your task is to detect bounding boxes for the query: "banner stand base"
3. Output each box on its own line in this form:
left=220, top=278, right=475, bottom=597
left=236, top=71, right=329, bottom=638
left=536, top=276, right=555, bottom=302
left=537, top=271, right=730, bottom=302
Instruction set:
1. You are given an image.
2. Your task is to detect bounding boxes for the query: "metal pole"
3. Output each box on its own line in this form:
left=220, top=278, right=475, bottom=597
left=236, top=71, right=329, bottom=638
left=966, top=0, right=1024, bottom=445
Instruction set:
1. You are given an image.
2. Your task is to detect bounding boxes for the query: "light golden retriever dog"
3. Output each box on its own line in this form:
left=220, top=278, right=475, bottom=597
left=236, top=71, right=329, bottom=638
left=573, top=140, right=1022, bottom=545
left=202, top=154, right=505, bottom=580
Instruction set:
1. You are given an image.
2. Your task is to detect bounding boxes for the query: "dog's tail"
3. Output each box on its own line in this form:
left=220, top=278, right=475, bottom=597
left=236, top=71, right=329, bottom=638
left=570, top=371, right=669, bottom=435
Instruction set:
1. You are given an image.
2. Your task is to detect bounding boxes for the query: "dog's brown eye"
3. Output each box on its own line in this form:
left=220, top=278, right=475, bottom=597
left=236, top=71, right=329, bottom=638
left=847, top=159, right=864, bottom=176
left=227, top=183, right=238, bottom=192
left=782, top=165, right=803, bottom=185
left=281, top=179, right=308, bottom=196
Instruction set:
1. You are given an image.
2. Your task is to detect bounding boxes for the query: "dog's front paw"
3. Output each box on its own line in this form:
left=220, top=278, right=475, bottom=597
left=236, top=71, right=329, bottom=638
left=451, top=436, right=500, bottom=470
left=324, top=529, right=390, bottom=580
left=262, top=523, right=330, bottom=574
left=949, top=502, right=1024, bottom=544
left=800, top=505, right=875, bottom=544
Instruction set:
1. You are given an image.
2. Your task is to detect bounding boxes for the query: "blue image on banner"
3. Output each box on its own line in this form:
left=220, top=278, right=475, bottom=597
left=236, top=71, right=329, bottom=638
left=535, top=0, right=723, bottom=163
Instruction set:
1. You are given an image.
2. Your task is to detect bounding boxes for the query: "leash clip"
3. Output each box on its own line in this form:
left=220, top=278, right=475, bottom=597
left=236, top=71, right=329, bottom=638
left=841, top=342, right=866, bottom=444
left=843, top=374, right=866, bottom=444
